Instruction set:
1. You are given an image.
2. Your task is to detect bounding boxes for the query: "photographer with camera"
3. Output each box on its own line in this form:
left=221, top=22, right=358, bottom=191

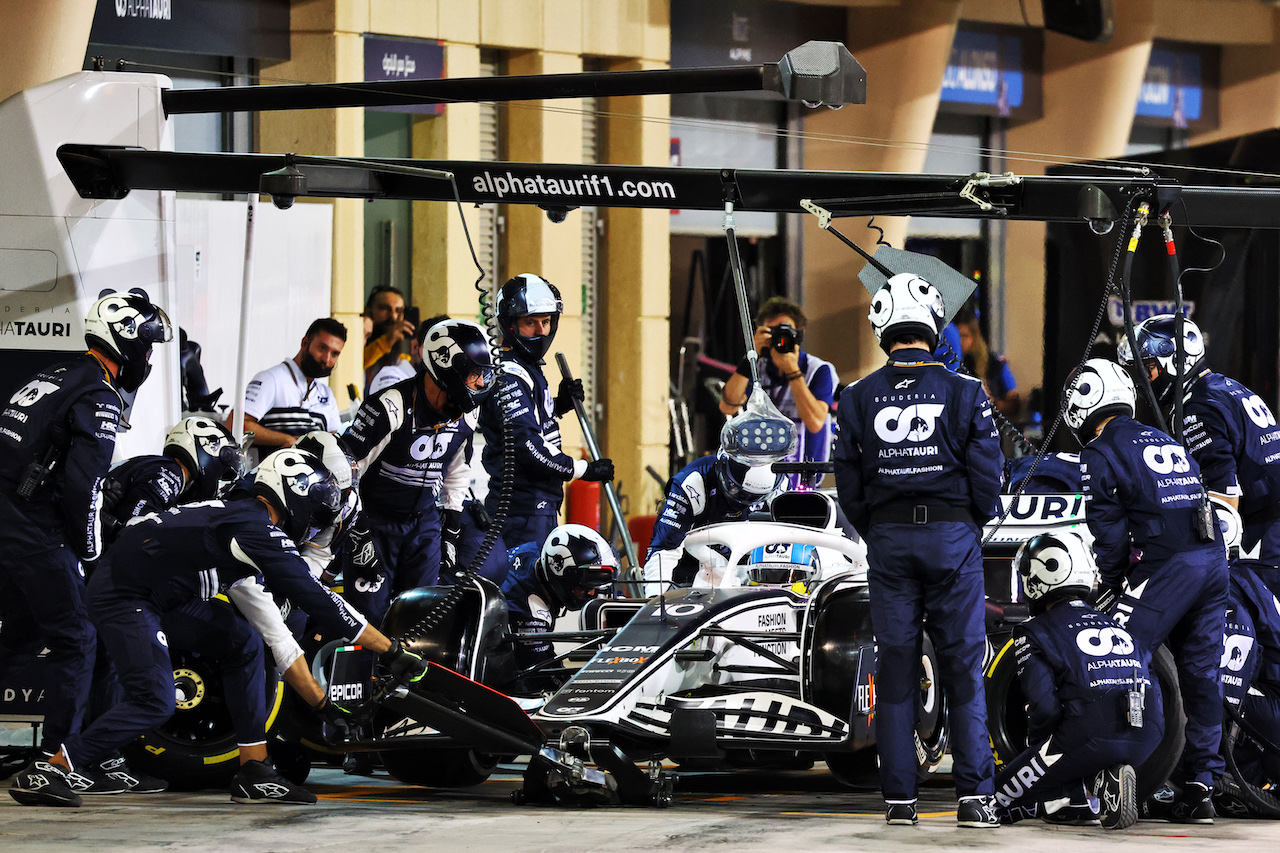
left=718, top=297, right=836, bottom=488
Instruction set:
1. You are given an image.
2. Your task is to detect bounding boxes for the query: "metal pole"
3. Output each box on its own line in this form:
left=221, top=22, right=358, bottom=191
left=555, top=352, right=640, bottom=579
left=724, top=201, right=762, bottom=387
left=232, top=193, right=258, bottom=446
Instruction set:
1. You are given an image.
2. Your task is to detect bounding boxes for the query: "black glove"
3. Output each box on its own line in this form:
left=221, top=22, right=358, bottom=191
left=441, top=509, right=463, bottom=578
left=580, top=458, right=615, bottom=483
left=554, top=377, right=585, bottom=417
left=1088, top=583, right=1124, bottom=611
left=312, top=697, right=356, bottom=746
left=382, top=638, right=429, bottom=685
left=312, top=696, right=354, bottom=727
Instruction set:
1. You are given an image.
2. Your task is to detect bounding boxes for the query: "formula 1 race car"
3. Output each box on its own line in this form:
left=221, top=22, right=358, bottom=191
left=0, top=488, right=1190, bottom=804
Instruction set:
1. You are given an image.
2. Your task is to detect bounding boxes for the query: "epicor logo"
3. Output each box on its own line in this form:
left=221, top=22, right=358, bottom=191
left=1142, top=443, right=1191, bottom=475
left=873, top=403, right=944, bottom=444
left=1075, top=626, right=1134, bottom=657
left=1244, top=394, right=1277, bottom=429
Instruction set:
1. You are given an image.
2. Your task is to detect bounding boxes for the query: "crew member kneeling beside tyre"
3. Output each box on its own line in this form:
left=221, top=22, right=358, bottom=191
left=989, top=532, right=1164, bottom=829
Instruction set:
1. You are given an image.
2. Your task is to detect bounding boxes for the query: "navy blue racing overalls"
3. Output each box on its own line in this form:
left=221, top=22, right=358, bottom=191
left=340, top=373, right=474, bottom=624
left=97, top=457, right=275, bottom=751
left=834, top=346, right=1003, bottom=804
left=61, top=500, right=367, bottom=768
left=1083, top=414, right=1228, bottom=788
left=499, top=542, right=565, bottom=692
left=994, top=600, right=1164, bottom=822
left=644, top=454, right=758, bottom=590
left=478, top=356, right=577, bottom=551
left=0, top=354, right=122, bottom=756
left=1182, top=371, right=1280, bottom=562
left=1224, top=560, right=1280, bottom=787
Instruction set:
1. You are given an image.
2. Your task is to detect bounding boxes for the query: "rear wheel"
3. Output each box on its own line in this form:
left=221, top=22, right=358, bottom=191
left=124, top=650, right=283, bottom=791
left=985, top=639, right=1184, bottom=799
left=1218, top=706, right=1280, bottom=818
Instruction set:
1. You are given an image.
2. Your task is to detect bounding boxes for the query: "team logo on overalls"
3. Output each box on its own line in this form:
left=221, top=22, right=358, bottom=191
left=10, top=379, right=59, bottom=407
left=1142, top=444, right=1190, bottom=475
left=873, top=403, right=944, bottom=443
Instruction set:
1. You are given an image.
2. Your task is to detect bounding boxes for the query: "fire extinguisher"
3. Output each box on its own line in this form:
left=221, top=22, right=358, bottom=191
left=566, top=465, right=601, bottom=530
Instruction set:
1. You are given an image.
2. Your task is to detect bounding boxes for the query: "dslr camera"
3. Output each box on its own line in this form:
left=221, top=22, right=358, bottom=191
left=769, top=323, right=799, bottom=354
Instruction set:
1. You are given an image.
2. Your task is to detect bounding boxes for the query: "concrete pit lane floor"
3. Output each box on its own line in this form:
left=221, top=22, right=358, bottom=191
left=0, top=762, right=1273, bottom=853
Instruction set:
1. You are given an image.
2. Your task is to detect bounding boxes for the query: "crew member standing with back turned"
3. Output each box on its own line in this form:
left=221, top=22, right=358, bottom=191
left=834, top=273, right=1003, bottom=828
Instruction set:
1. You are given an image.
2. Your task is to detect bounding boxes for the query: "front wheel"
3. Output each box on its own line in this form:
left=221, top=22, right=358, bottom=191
left=379, top=745, right=497, bottom=788
left=825, top=632, right=948, bottom=787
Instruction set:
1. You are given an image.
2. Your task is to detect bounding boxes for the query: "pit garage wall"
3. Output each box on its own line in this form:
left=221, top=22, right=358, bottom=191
left=799, top=0, right=1280, bottom=395
left=260, top=1, right=672, bottom=517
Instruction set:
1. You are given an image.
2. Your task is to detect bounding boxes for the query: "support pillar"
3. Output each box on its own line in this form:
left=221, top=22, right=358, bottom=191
left=801, top=1, right=961, bottom=382
left=260, top=27, right=367, bottom=407
left=602, top=59, right=671, bottom=516
left=0, top=0, right=96, bottom=103
left=1004, top=0, right=1155, bottom=395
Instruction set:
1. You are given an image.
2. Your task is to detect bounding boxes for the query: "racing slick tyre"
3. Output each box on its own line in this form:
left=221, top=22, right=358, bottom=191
left=124, top=649, right=284, bottom=791
left=985, top=639, right=1184, bottom=800
left=821, top=633, right=949, bottom=787
left=268, top=740, right=314, bottom=785
left=375, top=582, right=508, bottom=789
left=824, top=748, right=879, bottom=788
left=380, top=747, right=498, bottom=788
left=1218, top=705, right=1280, bottom=818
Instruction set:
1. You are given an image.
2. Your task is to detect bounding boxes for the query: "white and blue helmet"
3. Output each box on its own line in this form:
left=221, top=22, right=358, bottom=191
left=868, top=273, right=946, bottom=353
left=1013, top=531, right=1096, bottom=612
left=1062, top=358, right=1135, bottom=444
left=746, top=543, right=819, bottom=590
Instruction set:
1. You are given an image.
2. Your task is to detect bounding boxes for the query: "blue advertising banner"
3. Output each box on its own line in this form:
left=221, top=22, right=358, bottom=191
left=1136, top=47, right=1203, bottom=128
left=363, top=35, right=445, bottom=115
left=941, top=29, right=1025, bottom=116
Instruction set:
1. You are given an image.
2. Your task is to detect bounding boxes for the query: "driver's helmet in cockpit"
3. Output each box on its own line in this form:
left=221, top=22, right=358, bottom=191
left=745, top=543, right=819, bottom=593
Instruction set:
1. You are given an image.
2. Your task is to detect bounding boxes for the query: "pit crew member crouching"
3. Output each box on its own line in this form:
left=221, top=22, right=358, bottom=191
left=1064, top=357, right=1228, bottom=824
left=501, top=524, right=617, bottom=693
left=995, top=532, right=1163, bottom=830
left=8, top=449, right=428, bottom=807
left=642, top=449, right=783, bottom=596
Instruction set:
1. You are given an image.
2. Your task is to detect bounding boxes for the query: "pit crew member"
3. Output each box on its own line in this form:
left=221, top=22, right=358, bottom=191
left=8, top=449, right=428, bottom=807
left=0, top=290, right=170, bottom=802
left=1120, top=314, right=1280, bottom=563
left=501, top=524, right=618, bottom=691
left=834, top=272, right=1003, bottom=828
left=642, top=449, right=783, bottom=595
left=1064, top=357, right=1228, bottom=823
left=338, top=319, right=495, bottom=624
left=994, top=532, right=1163, bottom=830
left=478, top=274, right=614, bottom=550
left=226, top=317, right=346, bottom=453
